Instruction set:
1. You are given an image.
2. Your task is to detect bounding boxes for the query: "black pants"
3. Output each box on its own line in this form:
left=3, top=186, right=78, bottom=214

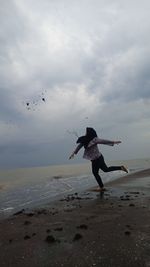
left=91, top=154, right=122, bottom=188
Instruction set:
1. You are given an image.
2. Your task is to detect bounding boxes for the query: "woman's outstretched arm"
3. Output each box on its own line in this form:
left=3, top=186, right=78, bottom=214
left=97, top=139, right=121, bottom=146
left=88, top=137, right=121, bottom=147
left=69, top=143, right=83, bottom=159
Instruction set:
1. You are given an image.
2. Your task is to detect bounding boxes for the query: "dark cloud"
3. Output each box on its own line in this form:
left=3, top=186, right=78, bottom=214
left=0, top=0, right=150, bottom=168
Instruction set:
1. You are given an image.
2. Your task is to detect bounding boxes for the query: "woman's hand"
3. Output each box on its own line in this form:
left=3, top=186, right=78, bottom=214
left=114, top=141, right=121, bottom=145
left=69, top=152, right=75, bottom=160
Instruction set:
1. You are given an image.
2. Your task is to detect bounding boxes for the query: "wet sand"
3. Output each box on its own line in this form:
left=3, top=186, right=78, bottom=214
left=0, top=169, right=150, bottom=267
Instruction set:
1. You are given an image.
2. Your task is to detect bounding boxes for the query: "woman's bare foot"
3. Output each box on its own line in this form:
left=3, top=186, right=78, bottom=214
left=93, top=187, right=107, bottom=192
left=121, top=165, right=128, bottom=173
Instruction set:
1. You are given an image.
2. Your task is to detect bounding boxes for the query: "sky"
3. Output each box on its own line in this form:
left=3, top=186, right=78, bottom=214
left=0, top=0, right=150, bottom=169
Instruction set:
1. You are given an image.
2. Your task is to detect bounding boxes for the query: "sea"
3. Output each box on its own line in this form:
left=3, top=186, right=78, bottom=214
left=0, top=158, right=150, bottom=219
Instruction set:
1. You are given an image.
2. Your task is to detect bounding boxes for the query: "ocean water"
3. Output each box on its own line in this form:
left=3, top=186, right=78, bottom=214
left=0, top=158, right=150, bottom=218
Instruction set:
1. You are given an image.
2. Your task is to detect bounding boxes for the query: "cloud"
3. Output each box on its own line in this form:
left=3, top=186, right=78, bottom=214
left=0, top=0, right=150, bottom=168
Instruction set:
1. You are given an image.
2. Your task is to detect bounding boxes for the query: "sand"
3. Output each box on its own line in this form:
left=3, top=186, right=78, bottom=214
left=0, top=169, right=150, bottom=267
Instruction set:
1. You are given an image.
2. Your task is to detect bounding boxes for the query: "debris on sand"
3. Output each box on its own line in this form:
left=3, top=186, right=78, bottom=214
left=45, top=235, right=56, bottom=244
left=73, top=233, right=83, bottom=241
left=24, top=221, right=31, bottom=225
left=77, top=224, right=88, bottom=230
left=26, top=212, right=35, bottom=217
left=124, top=231, right=131, bottom=236
left=24, top=235, right=31, bottom=240
left=13, top=209, right=25, bottom=216
left=54, top=227, right=63, bottom=232
left=129, top=203, right=135, bottom=207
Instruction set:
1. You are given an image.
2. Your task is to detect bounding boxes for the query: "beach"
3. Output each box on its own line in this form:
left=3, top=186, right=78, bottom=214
left=0, top=165, right=150, bottom=267
left=0, top=158, right=150, bottom=218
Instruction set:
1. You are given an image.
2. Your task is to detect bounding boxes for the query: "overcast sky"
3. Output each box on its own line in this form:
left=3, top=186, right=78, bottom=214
left=0, top=0, right=150, bottom=169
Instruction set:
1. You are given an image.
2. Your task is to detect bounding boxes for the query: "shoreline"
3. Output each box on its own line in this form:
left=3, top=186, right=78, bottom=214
left=0, top=168, right=150, bottom=267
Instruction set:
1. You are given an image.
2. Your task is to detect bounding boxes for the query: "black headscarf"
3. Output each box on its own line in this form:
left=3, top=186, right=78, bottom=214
left=76, top=127, right=97, bottom=148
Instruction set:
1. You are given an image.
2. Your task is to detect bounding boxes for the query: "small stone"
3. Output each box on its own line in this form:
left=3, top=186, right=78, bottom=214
left=73, top=233, right=83, bottom=241
left=13, top=209, right=25, bottom=216
left=77, top=224, right=88, bottom=230
left=24, top=221, right=31, bottom=225
left=26, top=212, right=34, bottom=217
left=54, top=227, right=63, bottom=231
left=37, top=209, right=47, bottom=215
left=124, top=231, right=131, bottom=236
left=129, top=203, right=135, bottom=207
left=24, top=235, right=31, bottom=240
left=45, top=235, right=56, bottom=243
left=32, top=233, right=36, bottom=236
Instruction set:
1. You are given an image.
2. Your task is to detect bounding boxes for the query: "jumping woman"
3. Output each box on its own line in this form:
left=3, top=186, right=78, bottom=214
left=69, top=127, right=128, bottom=192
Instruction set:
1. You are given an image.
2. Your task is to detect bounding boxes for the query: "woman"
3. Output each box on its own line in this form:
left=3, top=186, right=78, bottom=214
left=69, top=127, right=128, bottom=192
